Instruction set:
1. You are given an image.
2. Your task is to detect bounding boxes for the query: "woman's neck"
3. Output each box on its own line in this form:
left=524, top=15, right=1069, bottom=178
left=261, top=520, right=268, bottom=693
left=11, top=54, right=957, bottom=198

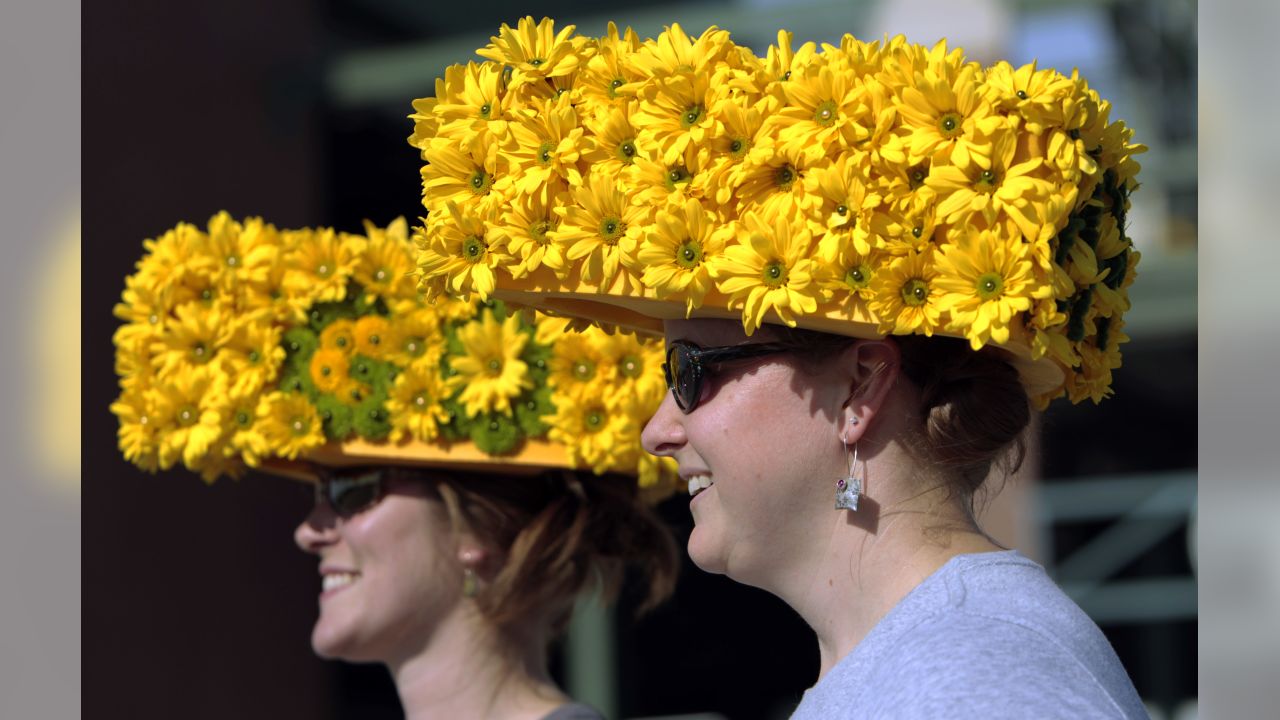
left=780, top=475, right=1003, bottom=680
left=388, top=608, right=569, bottom=720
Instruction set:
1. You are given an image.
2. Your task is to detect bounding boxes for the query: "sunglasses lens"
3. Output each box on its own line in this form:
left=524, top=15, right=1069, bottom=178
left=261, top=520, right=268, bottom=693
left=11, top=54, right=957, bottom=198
left=326, top=471, right=382, bottom=515
left=669, top=345, right=698, bottom=410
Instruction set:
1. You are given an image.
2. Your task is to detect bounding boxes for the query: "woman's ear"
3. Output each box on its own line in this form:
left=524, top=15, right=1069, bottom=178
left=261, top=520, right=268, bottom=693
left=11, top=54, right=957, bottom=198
left=839, top=338, right=900, bottom=439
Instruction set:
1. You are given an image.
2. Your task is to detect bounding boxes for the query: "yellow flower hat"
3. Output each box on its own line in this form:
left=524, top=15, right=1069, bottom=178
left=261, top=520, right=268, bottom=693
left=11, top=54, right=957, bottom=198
left=409, top=18, right=1145, bottom=408
left=111, top=212, right=678, bottom=497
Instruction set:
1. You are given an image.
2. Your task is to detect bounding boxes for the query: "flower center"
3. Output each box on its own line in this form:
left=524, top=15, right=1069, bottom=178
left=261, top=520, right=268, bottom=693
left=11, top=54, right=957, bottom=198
left=900, top=278, right=929, bottom=307
left=616, top=139, right=638, bottom=163
left=530, top=220, right=554, bottom=244
left=813, top=100, right=837, bottom=127
left=469, top=170, right=493, bottom=194
left=538, top=142, right=554, bottom=164
left=236, top=411, right=251, bottom=427
left=248, top=350, right=260, bottom=363
left=585, top=409, right=604, bottom=429
left=975, top=272, right=1004, bottom=300
left=908, top=164, right=928, bottom=190
left=666, top=166, right=691, bottom=190
left=226, top=255, right=238, bottom=267
left=192, top=343, right=207, bottom=360
left=681, top=104, right=705, bottom=129
left=938, top=112, right=963, bottom=138
left=675, top=239, right=703, bottom=270
left=836, top=204, right=848, bottom=216
left=291, top=417, right=307, bottom=435
left=528, top=58, right=544, bottom=67
left=774, top=163, right=797, bottom=190
left=976, top=169, right=999, bottom=192
left=487, top=358, right=502, bottom=374
left=599, top=217, right=625, bottom=243
left=375, top=269, right=387, bottom=281
left=844, top=264, right=871, bottom=291
left=178, top=405, right=198, bottom=427
left=317, top=264, right=330, bottom=278
left=1016, top=90, right=1028, bottom=100
left=619, top=355, right=642, bottom=378
left=462, top=235, right=488, bottom=264
left=911, top=225, right=924, bottom=238
left=404, top=337, right=423, bottom=356
left=573, top=360, right=596, bottom=381
left=762, top=260, right=788, bottom=287
left=479, top=103, right=492, bottom=118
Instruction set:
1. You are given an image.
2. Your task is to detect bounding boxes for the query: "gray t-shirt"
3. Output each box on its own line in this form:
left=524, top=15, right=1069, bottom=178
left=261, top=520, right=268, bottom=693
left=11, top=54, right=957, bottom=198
left=791, top=550, right=1147, bottom=719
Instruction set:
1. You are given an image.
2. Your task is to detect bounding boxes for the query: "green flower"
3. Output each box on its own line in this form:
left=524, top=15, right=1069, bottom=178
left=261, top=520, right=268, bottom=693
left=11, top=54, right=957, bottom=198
left=315, top=394, right=354, bottom=440
left=514, top=386, right=554, bottom=437
left=469, top=411, right=520, bottom=454
left=352, top=390, right=392, bottom=440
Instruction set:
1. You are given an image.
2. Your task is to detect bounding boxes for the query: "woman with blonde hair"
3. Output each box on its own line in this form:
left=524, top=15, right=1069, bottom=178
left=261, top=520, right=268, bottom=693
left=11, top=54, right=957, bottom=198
left=112, top=213, right=680, bottom=719
left=414, top=18, right=1148, bottom=717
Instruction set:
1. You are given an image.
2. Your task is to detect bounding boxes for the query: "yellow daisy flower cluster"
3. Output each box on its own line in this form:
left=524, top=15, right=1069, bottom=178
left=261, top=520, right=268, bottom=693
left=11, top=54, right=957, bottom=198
left=111, top=212, right=677, bottom=492
left=409, top=18, right=1145, bottom=408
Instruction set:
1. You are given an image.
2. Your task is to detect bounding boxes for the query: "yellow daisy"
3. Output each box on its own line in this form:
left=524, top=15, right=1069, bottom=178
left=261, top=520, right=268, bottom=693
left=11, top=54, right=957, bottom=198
left=551, top=170, right=646, bottom=288
left=818, top=244, right=881, bottom=323
left=414, top=202, right=509, bottom=301
left=151, top=366, right=230, bottom=471
left=628, top=142, right=711, bottom=209
left=222, top=313, right=284, bottom=396
left=384, top=307, right=445, bottom=369
left=703, top=96, right=767, bottom=206
left=893, top=40, right=994, bottom=165
left=420, top=133, right=504, bottom=215
left=151, top=301, right=233, bottom=379
left=935, top=230, right=1043, bottom=350
left=579, top=22, right=645, bottom=108
left=596, top=332, right=667, bottom=415
left=637, top=197, right=728, bottom=313
left=629, top=23, right=733, bottom=80
left=310, top=349, right=351, bottom=395
left=257, top=391, right=326, bottom=460
left=868, top=248, right=943, bottom=336
left=386, top=362, right=450, bottom=443
left=582, top=102, right=648, bottom=177
left=732, top=139, right=820, bottom=222
left=110, top=388, right=162, bottom=473
left=501, top=97, right=585, bottom=198
left=768, top=62, right=873, bottom=163
left=494, top=185, right=570, bottom=279
left=476, top=16, right=581, bottom=89
left=447, top=311, right=533, bottom=417
left=284, top=227, right=358, bottom=303
left=631, top=70, right=717, bottom=165
left=319, top=319, right=355, bottom=352
left=871, top=194, right=941, bottom=257
left=353, top=218, right=418, bottom=308
left=547, top=393, right=634, bottom=474
left=548, top=327, right=610, bottom=401
left=352, top=315, right=391, bottom=359
left=928, top=119, right=1054, bottom=240
left=983, top=60, right=1076, bottom=133
left=811, top=153, right=882, bottom=258
left=225, top=386, right=270, bottom=468
left=428, top=61, right=512, bottom=144
left=709, top=210, right=821, bottom=333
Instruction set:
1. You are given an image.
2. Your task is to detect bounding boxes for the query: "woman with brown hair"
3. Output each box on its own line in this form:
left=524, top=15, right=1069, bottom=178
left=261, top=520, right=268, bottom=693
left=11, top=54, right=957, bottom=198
left=414, top=18, right=1148, bottom=717
left=111, top=213, right=679, bottom=719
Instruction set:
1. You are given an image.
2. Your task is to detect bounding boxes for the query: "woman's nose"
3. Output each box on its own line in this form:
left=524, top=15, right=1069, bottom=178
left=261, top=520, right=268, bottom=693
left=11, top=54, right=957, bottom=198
left=293, top=498, right=340, bottom=554
left=641, top=390, right=687, bottom=458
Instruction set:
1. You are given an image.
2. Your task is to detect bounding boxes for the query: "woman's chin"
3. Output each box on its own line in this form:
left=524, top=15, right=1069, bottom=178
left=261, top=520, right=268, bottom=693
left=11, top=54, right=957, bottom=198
left=686, top=528, right=727, bottom=576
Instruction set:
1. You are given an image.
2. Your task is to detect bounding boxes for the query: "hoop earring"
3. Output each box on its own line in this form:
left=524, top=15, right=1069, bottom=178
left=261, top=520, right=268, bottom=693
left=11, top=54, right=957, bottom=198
left=835, top=438, right=862, bottom=512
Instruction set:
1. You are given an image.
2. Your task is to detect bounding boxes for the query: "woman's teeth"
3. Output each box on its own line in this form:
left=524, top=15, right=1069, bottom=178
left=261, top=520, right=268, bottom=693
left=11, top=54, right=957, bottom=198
left=322, top=572, right=359, bottom=592
left=687, top=474, right=713, bottom=497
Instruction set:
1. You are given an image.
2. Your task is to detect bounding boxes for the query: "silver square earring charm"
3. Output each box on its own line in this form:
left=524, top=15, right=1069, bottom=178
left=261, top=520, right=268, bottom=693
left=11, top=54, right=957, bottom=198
left=835, top=440, right=861, bottom=511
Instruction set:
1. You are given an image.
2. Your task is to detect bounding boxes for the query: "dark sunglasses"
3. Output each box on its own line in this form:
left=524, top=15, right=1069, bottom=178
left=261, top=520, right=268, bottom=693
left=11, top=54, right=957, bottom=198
left=313, top=467, right=397, bottom=517
left=663, top=340, right=792, bottom=413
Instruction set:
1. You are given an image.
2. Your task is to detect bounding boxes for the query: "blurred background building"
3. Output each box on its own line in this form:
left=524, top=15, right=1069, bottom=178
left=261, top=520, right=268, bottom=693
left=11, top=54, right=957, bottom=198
left=84, top=0, right=1196, bottom=718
